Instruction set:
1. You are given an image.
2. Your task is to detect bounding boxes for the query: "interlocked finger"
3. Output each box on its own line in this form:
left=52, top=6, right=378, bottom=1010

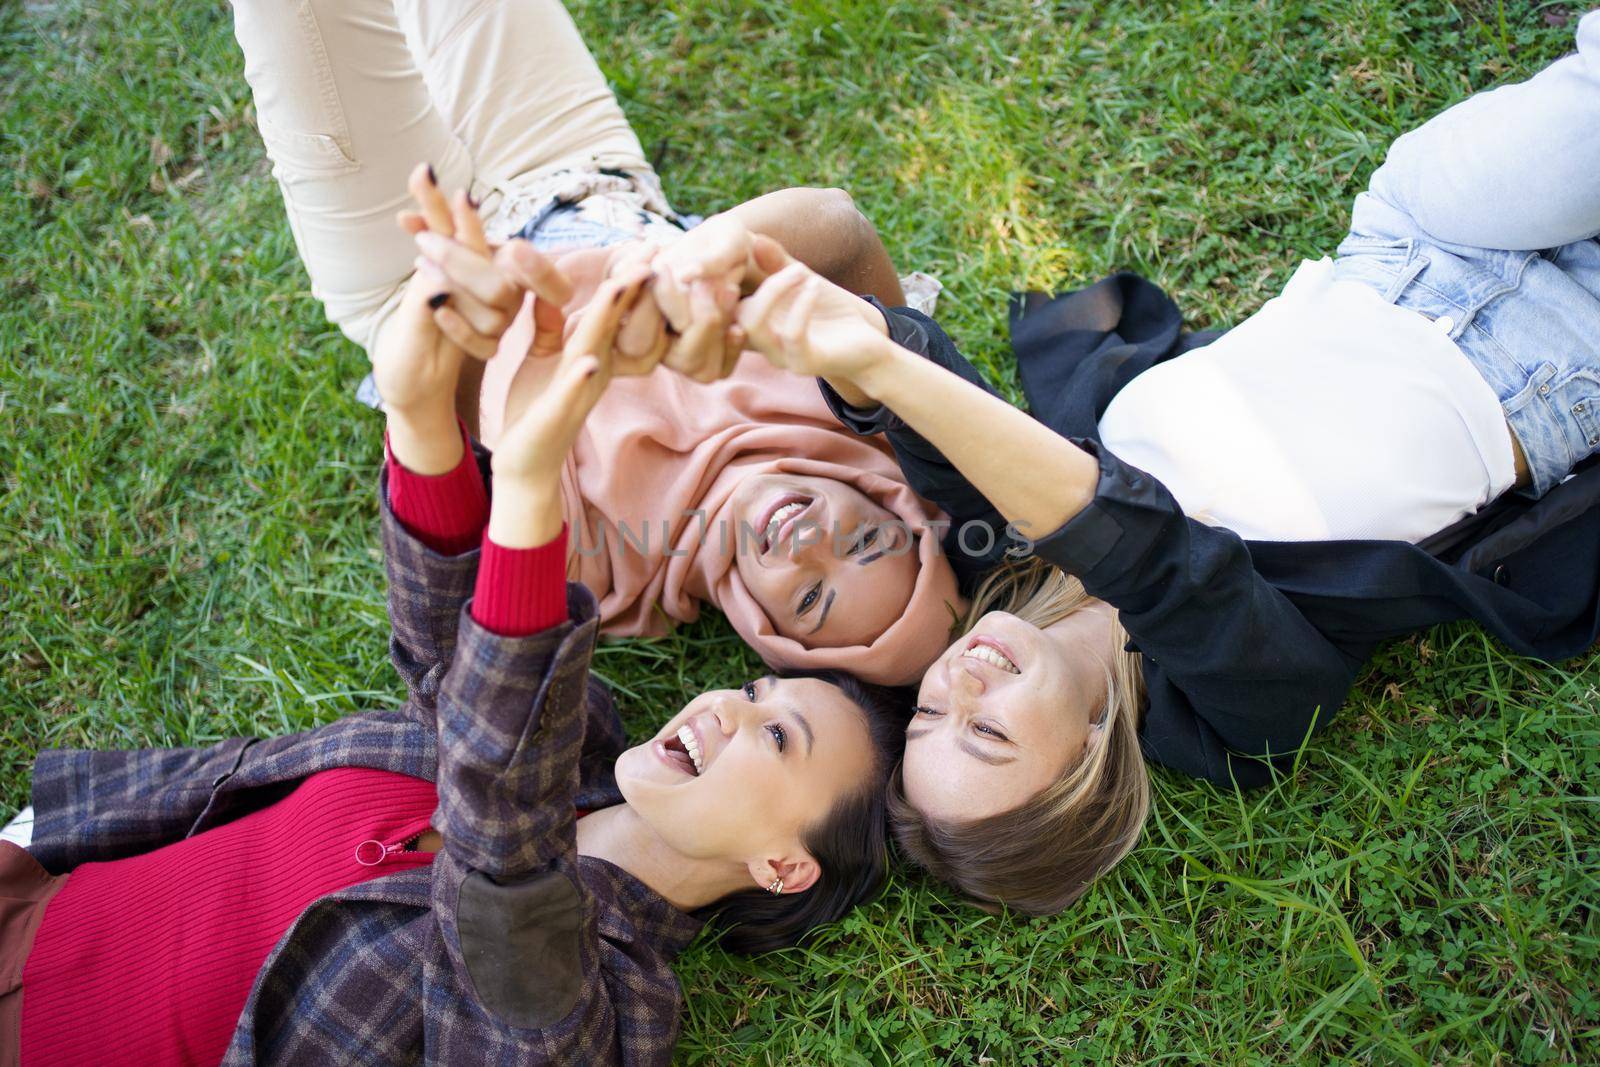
left=604, top=240, right=658, bottom=280
left=666, top=280, right=732, bottom=382
left=412, top=255, right=508, bottom=338
left=720, top=324, right=746, bottom=379
left=531, top=295, right=566, bottom=359
left=495, top=240, right=576, bottom=309
left=416, top=232, right=520, bottom=314
left=408, top=163, right=455, bottom=238
left=450, top=190, right=490, bottom=256
left=736, top=263, right=811, bottom=366
left=568, top=268, right=653, bottom=364
left=433, top=305, right=500, bottom=360
left=650, top=258, right=696, bottom=335
left=617, top=293, right=667, bottom=362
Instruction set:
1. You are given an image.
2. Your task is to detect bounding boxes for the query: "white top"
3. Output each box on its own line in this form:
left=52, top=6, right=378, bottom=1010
left=1097, top=258, right=1517, bottom=543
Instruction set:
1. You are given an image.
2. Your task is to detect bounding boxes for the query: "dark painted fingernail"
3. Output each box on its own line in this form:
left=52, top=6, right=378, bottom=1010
left=426, top=164, right=437, bottom=186
left=467, top=193, right=480, bottom=209
left=427, top=292, right=448, bottom=309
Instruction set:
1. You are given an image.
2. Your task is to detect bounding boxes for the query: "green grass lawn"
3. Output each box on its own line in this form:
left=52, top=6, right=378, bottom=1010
left=3, top=0, right=1597, bottom=1061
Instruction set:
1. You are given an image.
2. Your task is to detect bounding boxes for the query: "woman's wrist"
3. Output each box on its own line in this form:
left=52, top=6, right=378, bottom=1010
left=823, top=375, right=877, bottom=409
left=487, top=476, right=564, bottom=549
left=388, top=403, right=465, bottom=476
left=845, top=335, right=913, bottom=405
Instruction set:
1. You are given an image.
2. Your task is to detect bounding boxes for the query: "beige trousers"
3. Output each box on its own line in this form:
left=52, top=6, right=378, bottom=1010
left=228, top=0, right=652, bottom=355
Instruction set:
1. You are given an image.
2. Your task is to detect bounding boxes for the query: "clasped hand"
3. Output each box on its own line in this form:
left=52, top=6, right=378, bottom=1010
left=380, top=165, right=900, bottom=463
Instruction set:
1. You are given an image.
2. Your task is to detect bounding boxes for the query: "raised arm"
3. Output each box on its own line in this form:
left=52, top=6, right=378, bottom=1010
left=740, top=259, right=1099, bottom=541
left=375, top=178, right=505, bottom=726
left=428, top=277, right=644, bottom=887
left=425, top=269, right=673, bottom=1050
left=740, top=263, right=1365, bottom=785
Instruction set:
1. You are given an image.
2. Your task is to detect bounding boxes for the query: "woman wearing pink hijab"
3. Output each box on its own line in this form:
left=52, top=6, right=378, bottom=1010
left=230, top=0, right=963, bottom=685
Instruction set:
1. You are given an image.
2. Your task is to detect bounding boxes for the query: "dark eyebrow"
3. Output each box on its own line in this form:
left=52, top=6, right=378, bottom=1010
left=786, top=701, right=815, bottom=756
left=904, top=728, right=1016, bottom=766
left=805, top=589, right=836, bottom=636
left=857, top=524, right=916, bottom=566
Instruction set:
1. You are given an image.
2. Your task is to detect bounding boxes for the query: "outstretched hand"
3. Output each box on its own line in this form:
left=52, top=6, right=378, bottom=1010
left=586, top=214, right=757, bottom=385
left=735, top=237, right=894, bottom=390
left=376, top=164, right=586, bottom=472
left=393, top=165, right=576, bottom=445
left=372, top=167, right=501, bottom=474
left=400, top=181, right=574, bottom=361
left=487, top=266, right=655, bottom=548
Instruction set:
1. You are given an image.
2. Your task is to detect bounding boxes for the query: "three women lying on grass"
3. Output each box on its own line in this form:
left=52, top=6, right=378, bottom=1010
left=390, top=8, right=1600, bottom=921
left=8, top=14, right=1599, bottom=1061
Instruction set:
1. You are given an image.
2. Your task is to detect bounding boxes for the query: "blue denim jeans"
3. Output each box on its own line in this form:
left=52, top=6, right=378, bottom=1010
left=1331, top=11, right=1600, bottom=496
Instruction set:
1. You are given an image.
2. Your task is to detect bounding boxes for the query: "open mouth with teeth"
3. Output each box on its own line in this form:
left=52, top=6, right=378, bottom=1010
left=756, top=494, right=814, bottom=554
left=659, top=724, right=706, bottom=777
left=962, top=637, right=1020, bottom=674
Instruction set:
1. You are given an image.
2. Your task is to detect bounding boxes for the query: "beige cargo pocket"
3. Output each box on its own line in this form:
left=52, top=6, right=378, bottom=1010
left=257, top=117, right=360, bottom=183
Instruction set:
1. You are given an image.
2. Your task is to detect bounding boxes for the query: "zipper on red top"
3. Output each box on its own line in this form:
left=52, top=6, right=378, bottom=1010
left=354, top=819, right=435, bottom=867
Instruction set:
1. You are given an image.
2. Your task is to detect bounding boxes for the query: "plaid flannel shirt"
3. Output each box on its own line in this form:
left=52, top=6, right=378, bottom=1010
left=27, top=460, right=703, bottom=1065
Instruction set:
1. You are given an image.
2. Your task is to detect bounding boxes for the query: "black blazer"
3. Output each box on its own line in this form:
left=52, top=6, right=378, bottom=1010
left=822, top=276, right=1600, bottom=788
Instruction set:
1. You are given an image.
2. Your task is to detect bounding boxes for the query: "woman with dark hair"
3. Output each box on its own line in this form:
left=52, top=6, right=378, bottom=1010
left=733, top=11, right=1600, bottom=917
left=0, top=255, right=904, bottom=1065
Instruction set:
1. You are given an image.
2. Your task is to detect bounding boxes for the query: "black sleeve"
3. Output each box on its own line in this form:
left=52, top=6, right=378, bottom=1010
left=1031, top=441, right=1370, bottom=789
left=816, top=299, right=1016, bottom=586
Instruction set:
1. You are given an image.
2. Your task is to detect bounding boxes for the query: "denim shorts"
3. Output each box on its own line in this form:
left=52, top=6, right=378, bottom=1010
left=508, top=173, right=699, bottom=254
left=1332, top=192, right=1600, bottom=496
left=524, top=204, right=643, bottom=250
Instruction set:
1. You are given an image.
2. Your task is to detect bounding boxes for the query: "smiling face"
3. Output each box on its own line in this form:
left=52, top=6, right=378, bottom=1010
left=614, top=676, right=876, bottom=876
left=729, top=473, right=919, bottom=649
left=901, top=606, right=1119, bottom=821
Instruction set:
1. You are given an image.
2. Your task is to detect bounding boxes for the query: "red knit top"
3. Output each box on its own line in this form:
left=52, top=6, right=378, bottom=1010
left=21, top=768, right=438, bottom=1066
left=20, top=427, right=569, bottom=1064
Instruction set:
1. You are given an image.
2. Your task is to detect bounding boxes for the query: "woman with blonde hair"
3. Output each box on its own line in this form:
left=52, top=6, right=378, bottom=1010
left=735, top=11, right=1600, bottom=914
left=889, top=559, right=1150, bottom=915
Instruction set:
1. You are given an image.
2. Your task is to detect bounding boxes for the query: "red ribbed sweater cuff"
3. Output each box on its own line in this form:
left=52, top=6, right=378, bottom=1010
left=473, top=528, right=570, bottom=636
left=383, top=423, right=568, bottom=635
left=384, top=423, right=488, bottom=558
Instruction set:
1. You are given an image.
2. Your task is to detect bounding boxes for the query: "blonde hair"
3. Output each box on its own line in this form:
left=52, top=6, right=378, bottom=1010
left=887, top=557, right=1150, bottom=915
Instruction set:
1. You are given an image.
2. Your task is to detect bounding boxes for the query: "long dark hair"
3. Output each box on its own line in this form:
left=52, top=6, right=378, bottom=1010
left=697, top=670, right=908, bottom=955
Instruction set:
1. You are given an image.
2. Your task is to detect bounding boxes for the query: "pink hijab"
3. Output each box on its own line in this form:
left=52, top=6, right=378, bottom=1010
left=483, top=300, right=963, bottom=687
